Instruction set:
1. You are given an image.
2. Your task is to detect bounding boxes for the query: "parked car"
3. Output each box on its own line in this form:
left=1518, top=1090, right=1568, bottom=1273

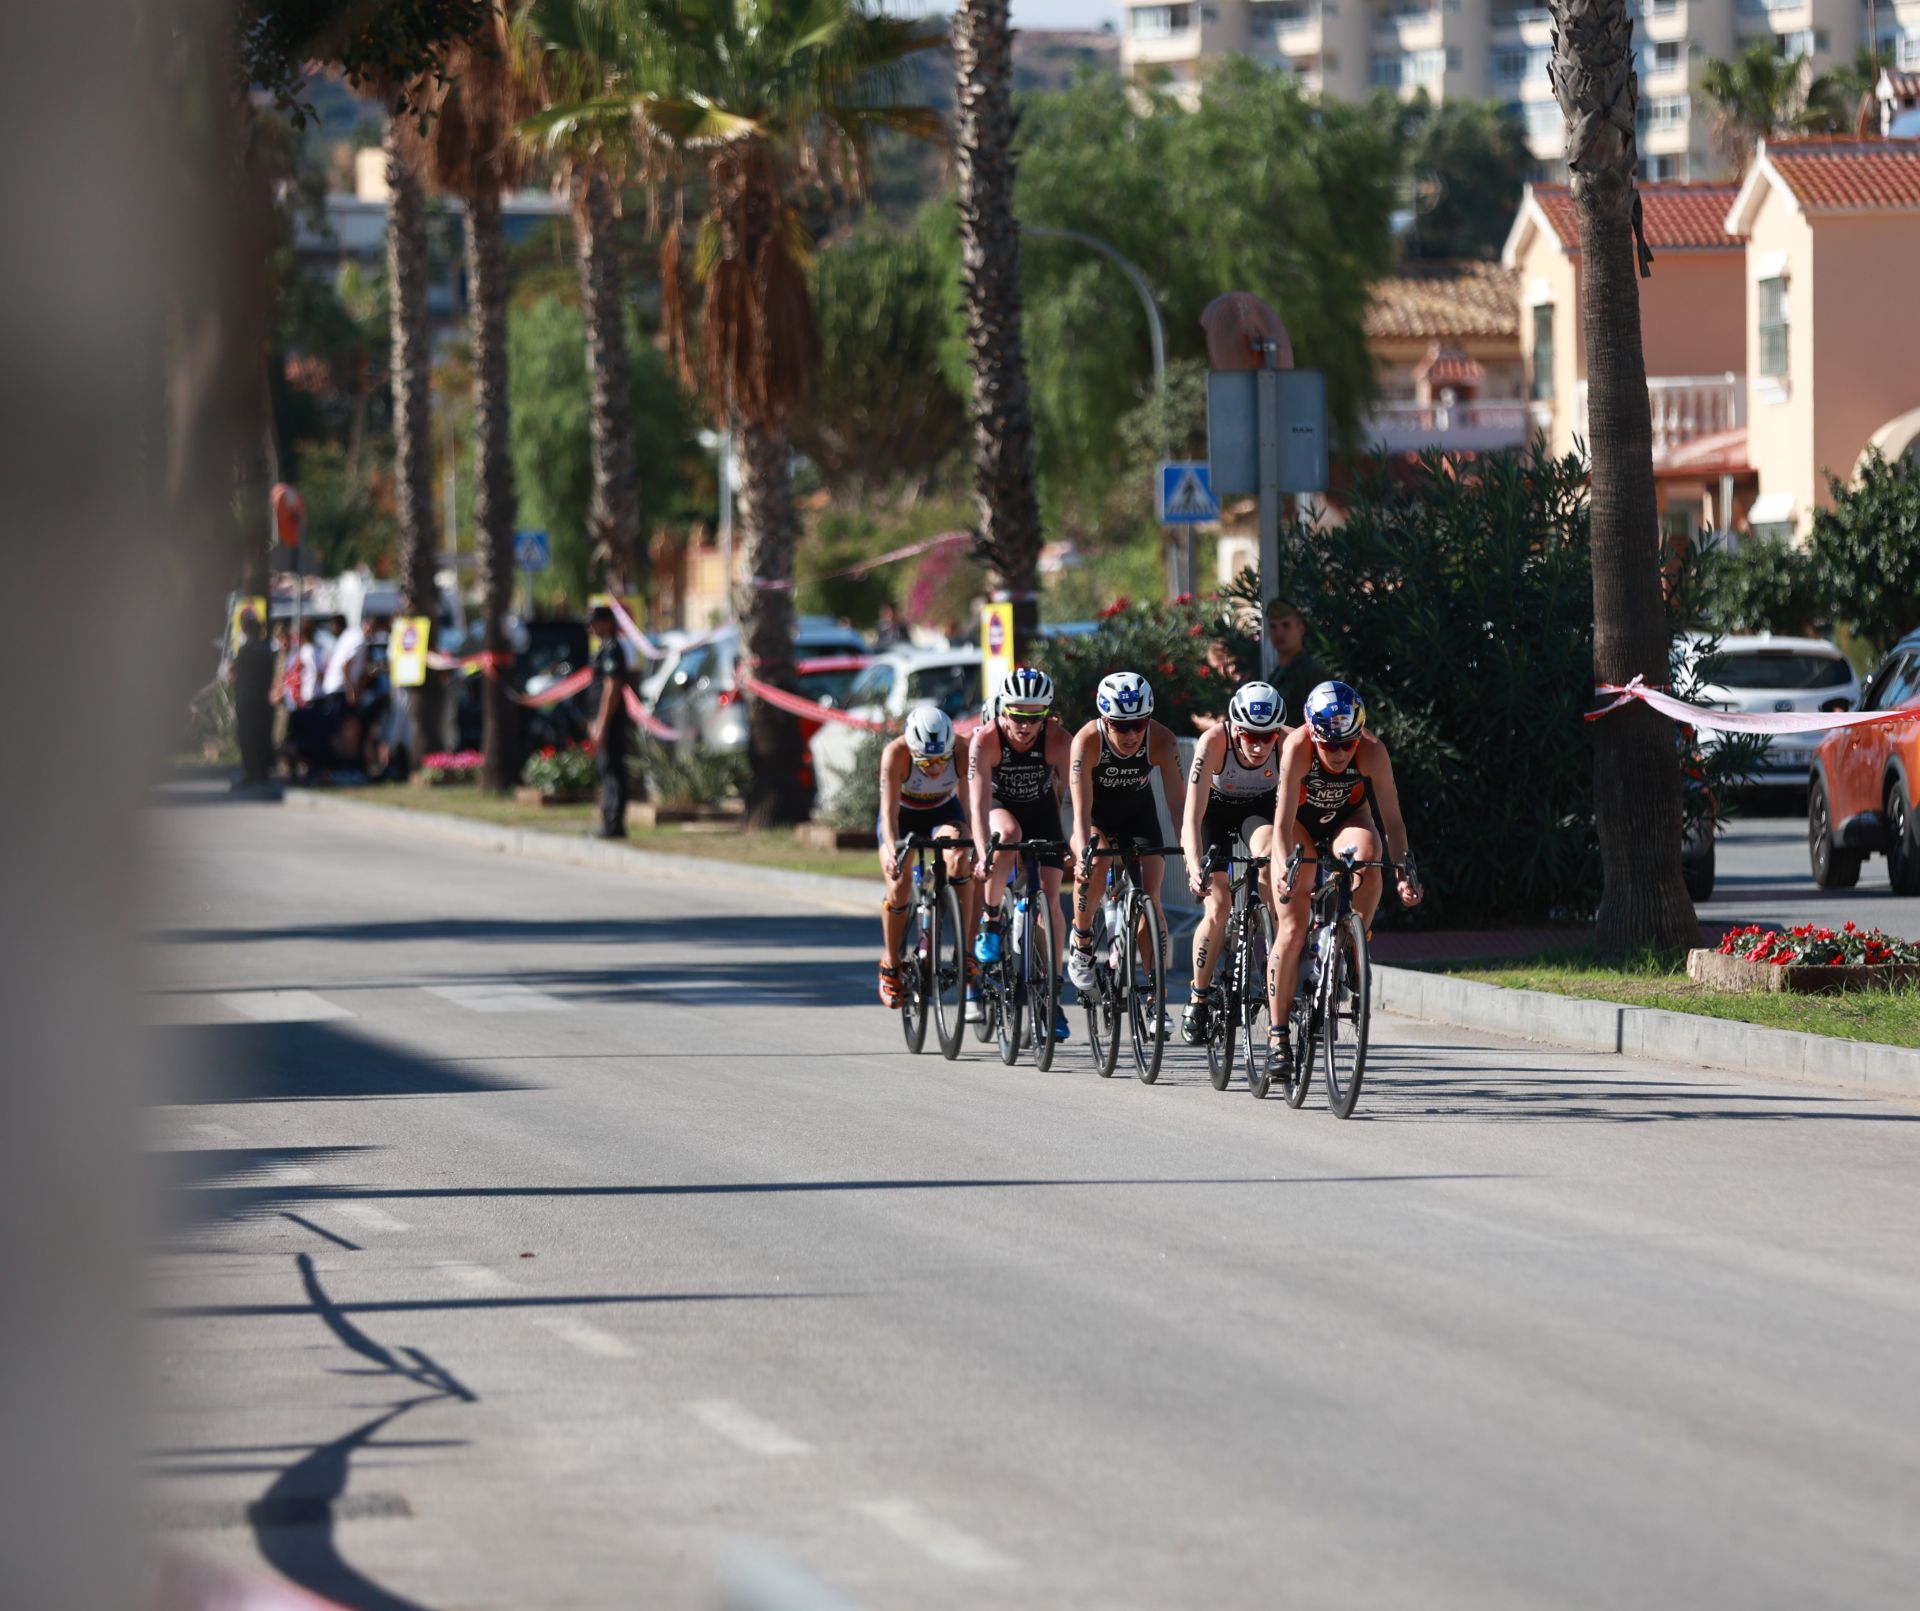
left=646, top=617, right=870, bottom=754
left=811, top=646, right=984, bottom=810
left=1680, top=633, right=1860, bottom=790
left=1808, top=628, right=1920, bottom=892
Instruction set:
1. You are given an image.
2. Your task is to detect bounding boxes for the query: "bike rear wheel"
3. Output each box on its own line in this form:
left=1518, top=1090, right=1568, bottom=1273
left=1321, top=913, right=1371, bottom=1118
left=1126, top=892, right=1166, bottom=1084
left=900, top=902, right=931, bottom=1054
left=930, top=883, right=965, bottom=1061
left=1029, top=894, right=1058, bottom=1071
left=1242, top=905, right=1275, bottom=1098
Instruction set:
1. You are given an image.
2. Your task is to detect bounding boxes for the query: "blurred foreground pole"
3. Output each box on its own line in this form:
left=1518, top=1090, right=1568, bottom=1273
left=0, top=3, right=241, bottom=1606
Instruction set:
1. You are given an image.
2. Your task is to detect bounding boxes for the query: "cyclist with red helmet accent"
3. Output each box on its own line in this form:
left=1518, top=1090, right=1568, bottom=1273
left=1177, top=680, right=1287, bottom=1046
left=1262, top=680, right=1421, bottom=1084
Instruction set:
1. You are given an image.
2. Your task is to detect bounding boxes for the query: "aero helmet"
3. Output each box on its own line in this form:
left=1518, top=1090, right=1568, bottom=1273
left=1095, top=671, right=1154, bottom=721
left=1227, top=680, right=1285, bottom=734
left=997, top=665, right=1054, bottom=711
left=903, top=706, right=955, bottom=759
left=1304, top=680, right=1366, bottom=744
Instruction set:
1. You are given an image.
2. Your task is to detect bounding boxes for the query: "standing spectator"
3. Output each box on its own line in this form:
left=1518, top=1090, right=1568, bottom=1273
left=320, top=613, right=368, bottom=708
left=872, top=601, right=908, bottom=651
left=587, top=605, right=635, bottom=839
left=285, top=621, right=319, bottom=711
left=1264, top=598, right=1328, bottom=728
left=227, top=611, right=276, bottom=788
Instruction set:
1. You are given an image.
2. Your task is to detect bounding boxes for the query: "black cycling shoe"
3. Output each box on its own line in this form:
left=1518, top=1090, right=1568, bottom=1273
left=1180, top=996, right=1212, bottom=1046
left=1263, top=1031, right=1294, bottom=1082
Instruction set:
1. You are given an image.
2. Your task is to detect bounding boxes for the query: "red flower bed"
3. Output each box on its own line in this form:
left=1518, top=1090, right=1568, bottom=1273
left=1717, top=922, right=1920, bottom=968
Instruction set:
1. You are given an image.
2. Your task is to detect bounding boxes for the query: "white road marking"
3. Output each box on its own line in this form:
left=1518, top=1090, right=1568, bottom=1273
left=424, top=984, right=568, bottom=1014
left=218, top=990, right=353, bottom=1023
left=192, top=1123, right=248, bottom=1145
left=529, top=1315, right=636, bottom=1359
left=259, top=1162, right=316, bottom=1185
left=335, top=1203, right=413, bottom=1235
left=434, top=1261, right=518, bottom=1293
left=685, top=1400, right=813, bottom=1458
left=853, top=1498, right=1015, bottom=1574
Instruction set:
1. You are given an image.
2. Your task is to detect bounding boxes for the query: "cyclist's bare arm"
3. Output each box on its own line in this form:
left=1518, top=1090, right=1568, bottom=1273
left=1067, top=721, right=1099, bottom=855
left=1272, top=729, right=1315, bottom=895
left=1181, top=725, right=1222, bottom=891
left=878, top=738, right=909, bottom=871
left=967, top=724, right=998, bottom=862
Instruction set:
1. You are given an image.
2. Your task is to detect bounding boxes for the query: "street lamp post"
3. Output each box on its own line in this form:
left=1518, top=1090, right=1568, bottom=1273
left=1019, top=226, right=1189, bottom=599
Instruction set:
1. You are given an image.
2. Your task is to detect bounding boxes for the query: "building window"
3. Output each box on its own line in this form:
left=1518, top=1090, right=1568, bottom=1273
left=1531, top=304, right=1556, bottom=401
left=1650, top=40, right=1684, bottom=72
left=1638, top=94, right=1688, bottom=131
left=1526, top=100, right=1563, bottom=143
left=1130, top=4, right=1195, bottom=38
left=1642, top=152, right=1687, bottom=180
left=1758, top=277, right=1790, bottom=378
left=1370, top=52, right=1403, bottom=86
left=1495, top=49, right=1529, bottom=84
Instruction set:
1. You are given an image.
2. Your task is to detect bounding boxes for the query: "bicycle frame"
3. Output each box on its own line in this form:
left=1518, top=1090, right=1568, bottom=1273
left=981, top=832, right=1067, bottom=1069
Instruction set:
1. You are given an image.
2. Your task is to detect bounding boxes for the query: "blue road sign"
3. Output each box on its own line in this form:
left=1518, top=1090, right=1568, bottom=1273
left=1158, top=461, right=1220, bottom=525
left=514, top=530, right=551, bottom=573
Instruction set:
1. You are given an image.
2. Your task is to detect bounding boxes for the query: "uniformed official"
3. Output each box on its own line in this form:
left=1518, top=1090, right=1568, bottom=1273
left=587, top=605, right=635, bottom=839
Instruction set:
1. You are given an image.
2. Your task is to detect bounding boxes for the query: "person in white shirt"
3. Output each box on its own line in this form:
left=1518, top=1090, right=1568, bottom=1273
left=320, top=618, right=368, bottom=703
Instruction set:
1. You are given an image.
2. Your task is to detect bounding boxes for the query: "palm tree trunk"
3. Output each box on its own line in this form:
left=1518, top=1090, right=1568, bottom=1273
left=387, top=125, right=442, bottom=755
left=571, top=165, right=642, bottom=598
left=735, top=421, right=809, bottom=826
left=952, top=0, right=1045, bottom=655
left=1550, top=0, right=1698, bottom=958
left=466, top=182, right=518, bottom=794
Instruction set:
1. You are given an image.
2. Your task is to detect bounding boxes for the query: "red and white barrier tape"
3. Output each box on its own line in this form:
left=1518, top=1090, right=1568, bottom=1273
left=508, top=667, right=593, bottom=709
left=624, top=685, right=686, bottom=741
left=817, top=529, right=970, bottom=581
left=738, top=673, right=895, bottom=731
left=424, top=649, right=513, bottom=674
left=606, top=596, right=670, bottom=661
left=1588, top=675, right=1920, bottom=733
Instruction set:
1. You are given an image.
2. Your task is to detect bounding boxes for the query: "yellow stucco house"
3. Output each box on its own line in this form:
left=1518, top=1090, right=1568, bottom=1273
left=1724, top=137, right=1920, bottom=539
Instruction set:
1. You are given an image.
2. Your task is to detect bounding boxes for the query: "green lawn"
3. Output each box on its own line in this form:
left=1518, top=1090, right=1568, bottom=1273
left=332, top=784, right=879, bottom=880
left=1420, top=946, right=1920, bottom=1049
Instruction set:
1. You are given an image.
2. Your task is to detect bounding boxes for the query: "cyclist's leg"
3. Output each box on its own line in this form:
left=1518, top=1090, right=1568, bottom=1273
left=975, top=806, right=1023, bottom=963
left=878, top=811, right=915, bottom=977
left=1190, top=802, right=1236, bottom=995
left=1039, top=863, right=1066, bottom=979
left=1267, top=823, right=1318, bottom=1028
left=1071, top=826, right=1109, bottom=950
left=1137, top=845, right=1167, bottom=973
left=1334, top=821, right=1386, bottom=931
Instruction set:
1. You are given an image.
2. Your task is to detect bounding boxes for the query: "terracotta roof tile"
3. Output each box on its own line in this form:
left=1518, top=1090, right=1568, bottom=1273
left=1532, top=181, right=1743, bottom=252
left=1364, top=261, right=1519, bottom=341
left=1761, top=137, right=1920, bottom=212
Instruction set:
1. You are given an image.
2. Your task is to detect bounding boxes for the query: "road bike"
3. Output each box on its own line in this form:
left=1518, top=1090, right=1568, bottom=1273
left=1279, top=844, right=1400, bottom=1117
left=1198, top=848, right=1274, bottom=1095
left=895, top=834, right=972, bottom=1060
left=1080, top=843, right=1176, bottom=1083
left=976, top=834, right=1067, bottom=1071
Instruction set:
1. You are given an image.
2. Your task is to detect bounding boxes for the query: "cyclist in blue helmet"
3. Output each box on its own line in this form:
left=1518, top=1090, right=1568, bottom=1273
left=1263, top=680, right=1421, bottom=1085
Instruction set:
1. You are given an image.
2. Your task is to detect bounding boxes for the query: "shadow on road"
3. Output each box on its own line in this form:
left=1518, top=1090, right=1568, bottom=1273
left=150, top=912, right=870, bottom=948
left=153, top=1020, right=536, bottom=1105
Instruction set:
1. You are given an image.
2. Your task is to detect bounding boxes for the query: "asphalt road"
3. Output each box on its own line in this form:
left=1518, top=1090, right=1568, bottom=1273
left=1701, top=800, right=1920, bottom=936
left=145, top=792, right=1920, bottom=1610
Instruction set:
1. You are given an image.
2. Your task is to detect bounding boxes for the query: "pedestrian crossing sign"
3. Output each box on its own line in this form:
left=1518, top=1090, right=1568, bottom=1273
left=1158, top=462, right=1220, bottom=525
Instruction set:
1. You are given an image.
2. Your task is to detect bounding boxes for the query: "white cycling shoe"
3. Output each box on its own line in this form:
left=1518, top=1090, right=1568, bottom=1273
left=1066, top=945, right=1097, bottom=993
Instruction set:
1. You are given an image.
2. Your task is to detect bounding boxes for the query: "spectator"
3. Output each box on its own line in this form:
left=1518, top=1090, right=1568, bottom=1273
left=285, top=620, right=319, bottom=711
left=227, top=611, right=276, bottom=788
left=1264, top=598, right=1328, bottom=728
left=320, top=613, right=368, bottom=708
left=587, top=604, right=635, bottom=839
left=872, top=601, right=908, bottom=651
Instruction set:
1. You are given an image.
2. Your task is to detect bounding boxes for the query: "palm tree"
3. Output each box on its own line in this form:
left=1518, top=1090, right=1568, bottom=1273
left=513, top=4, right=644, bottom=597
left=952, top=0, right=1045, bottom=653
left=400, top=2, right=529, bottom=793
left=1548, top=0, right=1699, bottom=958
left=1697, top=42, right=1838, bottom=173
left=384, top=116, right=442, bottom=753
left=531, top=0, right=942, bottom=825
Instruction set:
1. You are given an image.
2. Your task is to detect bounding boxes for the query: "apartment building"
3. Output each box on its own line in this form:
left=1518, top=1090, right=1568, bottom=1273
left=1119, top=0, right=1920, bottom=179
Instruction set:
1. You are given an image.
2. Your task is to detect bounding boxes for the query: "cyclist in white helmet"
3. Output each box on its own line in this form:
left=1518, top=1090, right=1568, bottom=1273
left=968, top=664, right=1072, bottom=1042
left=1177, top=679, right=1287, bottom=1046
left=875, top=705, right=976, bottom=1010
left=1066, top=673, right=1186, bottom=1026
left=1262, top=680, right=1420, bottom=1085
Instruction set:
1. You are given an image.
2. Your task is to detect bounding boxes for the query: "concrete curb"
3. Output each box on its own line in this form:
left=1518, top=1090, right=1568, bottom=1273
left=282, top=790, right=878, bottom=913
left=1374, top=964, right=1920, bottom=1100
left=285, top=790, right=1920, bottom=1100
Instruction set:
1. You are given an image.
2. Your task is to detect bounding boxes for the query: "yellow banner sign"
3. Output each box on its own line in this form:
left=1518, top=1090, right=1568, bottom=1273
left=389, top=615, right=432, bottom=688
left=980, top=601, right=1015, bottom=705
left=228, top=597, right=267, bottom=658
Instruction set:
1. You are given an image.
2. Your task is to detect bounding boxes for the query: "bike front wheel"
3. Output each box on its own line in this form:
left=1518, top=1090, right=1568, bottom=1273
left=1242, top=904, right=1275, bottom=1099
left=1321, top=913, right=1371, bottom=1118
left=1206, top=917, right=1238, bottom=1091
left=930, top=883, right=965, bottom=1061
left=900, top=903, right=931, bottom=1054
left=1085, top=911, right=1121, bottom=1079
left=1029, top=895, right=1058, bottom=1072
left=1126, top=893, right=1166, bottom=1085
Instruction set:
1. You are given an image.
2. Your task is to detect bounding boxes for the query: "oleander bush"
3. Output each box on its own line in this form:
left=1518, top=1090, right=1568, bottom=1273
left=521, top=743, right=598, bottom=795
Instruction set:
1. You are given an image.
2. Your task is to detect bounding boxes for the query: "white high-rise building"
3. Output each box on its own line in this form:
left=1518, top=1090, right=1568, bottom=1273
left=1118, top=0, right=1920, bottom=180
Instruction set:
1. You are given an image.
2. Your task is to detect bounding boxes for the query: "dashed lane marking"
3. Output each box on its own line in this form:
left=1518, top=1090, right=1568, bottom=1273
left=334, top=1203, right=413, bottom=1235
left=685, top=1400, right=813, bottom=1458
left=424, top=984, right=569, bottom=1014
left=529, top=1315, right=636, bottom=1359
left=853, top=1498, right=1016, bottom=1573
left=216, top=990, right=353, bottom=1023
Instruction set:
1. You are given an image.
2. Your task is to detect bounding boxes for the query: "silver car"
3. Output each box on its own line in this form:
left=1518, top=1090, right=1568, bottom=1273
left=1682, top=633, right=1861, bottom=788
left=646, top=618, right=870, bottom=753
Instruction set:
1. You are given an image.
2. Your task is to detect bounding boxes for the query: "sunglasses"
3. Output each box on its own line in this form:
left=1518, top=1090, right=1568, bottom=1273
left=1231, top=726, right=1279, bottom=744
left=1316, top=737, right=1358, bottom=754
left=1106, top=718, right=1148, bottom=735
left=1003, top=709, right=1046, bottom=726
left=912, top=753, right=951, bottom=770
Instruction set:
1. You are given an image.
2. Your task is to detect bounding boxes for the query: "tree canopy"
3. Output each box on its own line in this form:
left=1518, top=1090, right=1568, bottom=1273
left=1393, top=93, right=1535, bottom=262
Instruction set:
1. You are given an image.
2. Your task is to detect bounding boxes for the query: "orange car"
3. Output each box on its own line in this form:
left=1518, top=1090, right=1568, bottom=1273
left=1808, top=630, right=1920, bottom=892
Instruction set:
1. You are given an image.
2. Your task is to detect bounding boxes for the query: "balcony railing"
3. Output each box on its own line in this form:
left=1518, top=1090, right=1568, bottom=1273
left=1366, top=402, right=1533, bottom=455
left=1574, top=374, right=1745, bottom=462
